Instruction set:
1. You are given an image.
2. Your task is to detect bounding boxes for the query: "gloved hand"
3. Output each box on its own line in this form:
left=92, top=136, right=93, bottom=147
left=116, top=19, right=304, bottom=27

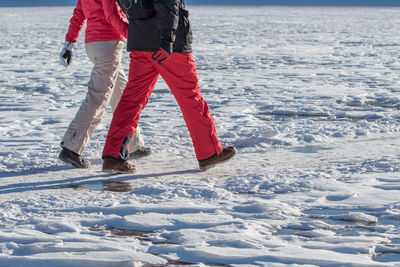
left=152, top=38, right=173, bottom=65
left=59, top=41, right=74, bottom=67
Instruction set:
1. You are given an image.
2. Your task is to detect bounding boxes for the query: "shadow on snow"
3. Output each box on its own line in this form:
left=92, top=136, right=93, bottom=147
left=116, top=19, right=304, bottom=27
left=0, top=169, right=201, bottom=194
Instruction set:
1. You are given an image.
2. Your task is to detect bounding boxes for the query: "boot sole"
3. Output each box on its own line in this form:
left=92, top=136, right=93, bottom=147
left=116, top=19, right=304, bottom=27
left=199, top=148, right=237, bottom=170
left=102, top=168, right=137, bottom=174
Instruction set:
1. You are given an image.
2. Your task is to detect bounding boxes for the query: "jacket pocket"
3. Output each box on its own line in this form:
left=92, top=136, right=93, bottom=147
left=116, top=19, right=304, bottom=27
left=177, top=7, right=192, bottom=45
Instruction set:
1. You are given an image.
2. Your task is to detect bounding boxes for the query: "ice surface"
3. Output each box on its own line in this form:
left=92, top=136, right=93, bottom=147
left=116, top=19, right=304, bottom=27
left=0, top=5, right=399, bottom=266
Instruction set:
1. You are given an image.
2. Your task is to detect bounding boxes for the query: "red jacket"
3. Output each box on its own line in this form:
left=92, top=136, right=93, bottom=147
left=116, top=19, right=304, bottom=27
left=65, top=0, right=128, bottom=44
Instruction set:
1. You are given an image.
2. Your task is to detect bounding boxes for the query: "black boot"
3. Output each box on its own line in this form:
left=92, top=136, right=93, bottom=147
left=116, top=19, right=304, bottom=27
left=59, top=147, right=91, bottom=168
left=129, top=146, right=152, bottom=159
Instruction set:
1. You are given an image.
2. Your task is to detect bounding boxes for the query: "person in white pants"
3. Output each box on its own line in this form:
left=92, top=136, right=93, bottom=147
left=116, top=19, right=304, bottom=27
left=58, top=0, right=150, bottom=168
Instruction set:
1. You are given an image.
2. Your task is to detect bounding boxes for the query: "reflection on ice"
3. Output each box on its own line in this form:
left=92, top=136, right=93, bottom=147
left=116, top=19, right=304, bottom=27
left=68, top=181, right=133, bottom=193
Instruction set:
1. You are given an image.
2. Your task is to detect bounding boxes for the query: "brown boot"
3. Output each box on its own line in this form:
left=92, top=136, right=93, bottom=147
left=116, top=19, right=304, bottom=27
left=198, top=146, right=237, bottom=170
left=102, top=157, right=137, bottom=174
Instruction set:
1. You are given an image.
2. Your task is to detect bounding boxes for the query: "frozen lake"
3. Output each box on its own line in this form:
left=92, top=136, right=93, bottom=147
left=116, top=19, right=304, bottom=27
left=0, top=5, right=399, bottom=266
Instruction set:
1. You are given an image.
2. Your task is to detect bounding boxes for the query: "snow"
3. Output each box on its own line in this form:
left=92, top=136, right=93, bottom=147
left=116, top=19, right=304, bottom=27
left=0, top=5, right=400, bottom=266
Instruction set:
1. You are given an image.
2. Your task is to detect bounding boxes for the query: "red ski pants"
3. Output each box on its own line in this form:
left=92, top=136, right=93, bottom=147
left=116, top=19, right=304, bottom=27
left=102, top=51, right=223, bottom=161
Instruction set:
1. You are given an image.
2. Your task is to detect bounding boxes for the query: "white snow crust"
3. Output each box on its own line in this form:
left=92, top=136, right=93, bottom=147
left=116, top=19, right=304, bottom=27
left=0, top=6, right=399, bottom=266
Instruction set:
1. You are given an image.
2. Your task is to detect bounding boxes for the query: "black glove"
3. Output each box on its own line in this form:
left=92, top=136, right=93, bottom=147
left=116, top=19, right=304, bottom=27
left=152, top=38, right=173, bottom=65
left=59, top=41, right=74, bottom=67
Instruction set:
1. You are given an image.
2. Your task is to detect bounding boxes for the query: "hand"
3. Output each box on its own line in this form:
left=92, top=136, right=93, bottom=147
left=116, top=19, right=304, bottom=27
left=59, top=41, right=74, bottom=67
left=151, top=48, right=170, bottom=65
left=151, top=38, right=173, bottom=65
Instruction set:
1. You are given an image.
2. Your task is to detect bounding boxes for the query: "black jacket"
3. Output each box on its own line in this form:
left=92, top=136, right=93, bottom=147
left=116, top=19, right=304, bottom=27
left=118, top=0, right=192, bottom=53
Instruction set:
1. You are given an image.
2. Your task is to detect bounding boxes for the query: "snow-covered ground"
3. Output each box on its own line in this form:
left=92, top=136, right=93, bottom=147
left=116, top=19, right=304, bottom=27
left=1, top=5, right=400, bottom=266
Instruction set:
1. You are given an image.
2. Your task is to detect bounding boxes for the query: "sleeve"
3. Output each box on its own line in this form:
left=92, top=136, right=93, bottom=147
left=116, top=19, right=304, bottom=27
left=65, top=0, right=86, bottom=43
left=102, top=0, right=129, bottom=39
left=153, top=0, right=180, bottom=42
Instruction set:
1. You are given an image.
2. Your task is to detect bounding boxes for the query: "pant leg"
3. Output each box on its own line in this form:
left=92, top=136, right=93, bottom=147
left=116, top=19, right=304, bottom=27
left=153, top=53, right=223, bottom=160
left=103, top=51, right=159, bottom=160
left=61, top=40, right=123, bottom=155
left=109, top=49, right=145, bottom=153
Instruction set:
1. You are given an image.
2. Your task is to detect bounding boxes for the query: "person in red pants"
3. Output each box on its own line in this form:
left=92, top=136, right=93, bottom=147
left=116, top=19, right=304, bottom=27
left=102, top=0, right=236, bottom=173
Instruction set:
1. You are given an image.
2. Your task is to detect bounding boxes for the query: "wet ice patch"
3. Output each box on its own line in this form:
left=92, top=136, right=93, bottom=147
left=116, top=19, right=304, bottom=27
left=291, top=145, right=333, bottom=154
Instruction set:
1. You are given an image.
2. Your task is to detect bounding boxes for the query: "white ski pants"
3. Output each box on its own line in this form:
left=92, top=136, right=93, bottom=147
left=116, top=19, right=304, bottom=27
left=61, top=40, right=144, bottom=155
